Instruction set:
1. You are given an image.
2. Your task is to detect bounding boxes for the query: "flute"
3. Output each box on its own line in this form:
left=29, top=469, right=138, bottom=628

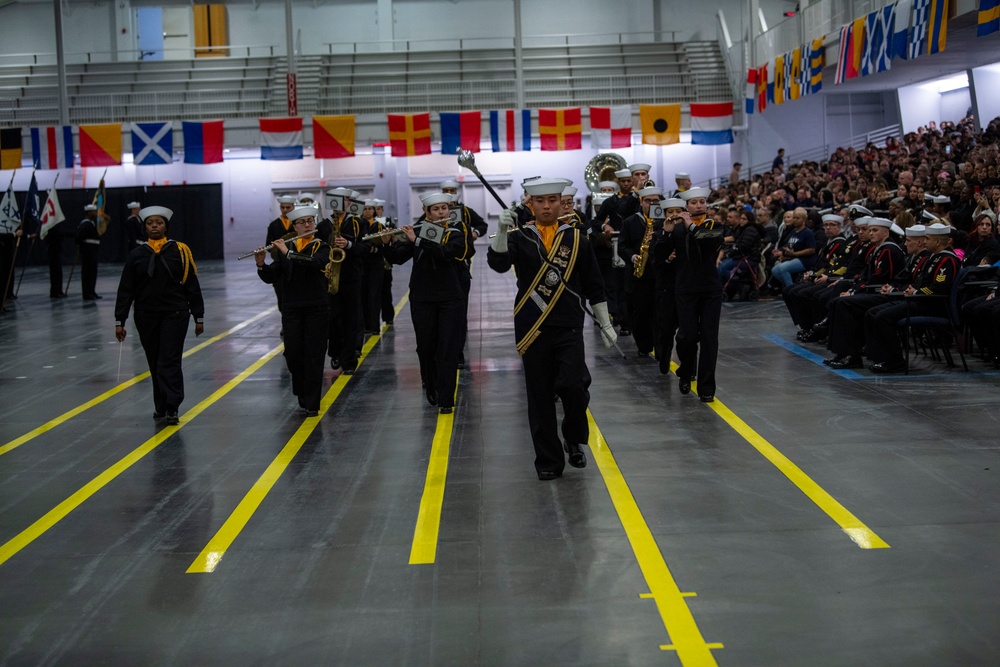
left=237, top=231, right=317, bottom=260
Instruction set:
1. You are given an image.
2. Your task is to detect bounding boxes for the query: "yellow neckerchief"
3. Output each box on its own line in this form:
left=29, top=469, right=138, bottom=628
left=691, top=213, right=708, bottom=227
left=147, top=238, right=168, bottom=254
left=537, top=222, right=558, bottom=253
left=295, top=235, right=315, bottom=252
left=281, top=215, right=291, bottom=231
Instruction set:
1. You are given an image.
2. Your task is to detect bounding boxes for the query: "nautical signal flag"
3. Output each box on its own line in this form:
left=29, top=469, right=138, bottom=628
left=440, top=111, right=482, bottom=154
left=589, top=105, right=632, bottom=149
left=745, top=69, right=757, bottom=115
left=861, top=6, right=894, bottom=76
left=836, top=19, right=865, bottom=84
left=757, top=65, right=768, bottom=112
left=639, top=104, right=680, bottom=145
left=980, top=0, right=1000, bottom=36
left=131, top=122, right=173, bottom=166
left=30, top=126, right=74, bottom=169
left=388, top=113, right=431, bottom=157
left=909, top=0, right=950, bottom=58
left=39, top=182, right=66, bottom=240
left=808, top=38, right=825, bottom=94
left=538, top=108, right=582, bottom=151
left=0, top=128, right=22, bottom=170
left=690, top=102, right=734, bottom=146
left=313, top=115, right=355, bottom=159
left=490, top=110, right=531, bottom=152
left=183, top=120, right=224, bottom=164
left=79, top=123, right=122, bottom=167
left=260, top=117, right=303, bottom=160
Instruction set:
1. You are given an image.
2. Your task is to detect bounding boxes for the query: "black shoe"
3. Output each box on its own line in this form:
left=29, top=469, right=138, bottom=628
left=699, top=394, right=715, bottom=403
left=796, top=329, right=810, bottom=341
left=564, top=442, right=587, bottom=468
left=658, top=358, right=670, bottom=375
left=342, top=365, right=356, bottom=375
left=801, top=328, right=827, bottom=343
left=637, top=351, right=652, bottom=358
left=827, top=355, right=863, bottom=369
left=618, top=327, right=632, bottom=336
left=869, top=360, right=905, bottom=374
left=330, top=358, right=341, bottom=370
left=439, top=406, right=453, bottom=415
left=457, top=361, right=465, bottom=370
left=537, top=470, right=562, bottom=481
left=82, top=295, right=97, bottom=301
left=426, top=390, right=438, bottom=407
left=304, top=409, right=319, bottom=417
left=679, top=378, right=691, bottom=395
left=153, top=410, right=165, bottom=419
left=166, top=411, right=179, bottom=425
left=50, top=292, right=67, bottom=299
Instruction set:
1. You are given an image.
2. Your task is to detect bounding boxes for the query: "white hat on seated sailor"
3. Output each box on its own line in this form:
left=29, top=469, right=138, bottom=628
left=420, top=192, right=452, bottom=207
left=614, top=168, right=632, bottom=178
left=679, top=187, right=710, bottom=200
left=932, top=195, right=951, bottom=204
left=921, top=210, right=940, bottom=221
left=975, top=209, right=996, bottom=223
left=868, top=217, right=893, bottom=229
left=637, top=186, right=664, bottom=198
left=598, top=180, right=619, bottom=190
left=139, top=206, right=173, bottom=221
left=854, top=217, right=870, bottom=226
left=925, top=222, right=952, bottom=235
left=849, top=204, right=873, bottom=216
left=822, top=213, right=844, bottom=223
left=628, top=163, right=651, bottom=172
left=84, top=204, right=98, bottom=211
left=675, top=172, right=690, bottom=179
left=287, top=207, right=317, bottom=223
left=662, top=198, right=686, bottom=209
left=524, top=178, right=573, bottom=197
left=439, top=179, right=460, bottom=190
left=562, top=185, right=578, bottom=197
left=905, top=224, right=927, bottom=237
left=276, top=195, right=297, bottom=204
left=127, top=201, right=141, bottom=209
left=924, top=193, right=935, bottom=201
left=890, top=222, right=905, bottom=236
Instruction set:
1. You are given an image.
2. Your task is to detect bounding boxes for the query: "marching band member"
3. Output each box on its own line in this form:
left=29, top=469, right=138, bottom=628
left=381, top=192, right=468, bottom=414
left=114, top=206, right=204, bottom=425
left=628, top=162, right=652, bottom=190
left=77, top=204, right=102, bottom=300
left=487, top=177, right=615, bottom=481
left=593, top=167, right=638, bottom=334
left=560, top=185, right=590, bottom=232
left=651, top=197, right=686, bottom=374
left=255, top=207, right=331, bottom=416
left=373, top=198, right=396, bottom=328
left=619, top=185, right=663, bottom=357
left=264, top=195, right=297, bottom=316
left=671, top=172, right=692, bottom=198
left=324, top=187, right=369, bottom=374
left=440, top=179, right=487, bottom=369
left=125, top=201, right=145, bottom=250
left=360, top=199, right=385, bottom=334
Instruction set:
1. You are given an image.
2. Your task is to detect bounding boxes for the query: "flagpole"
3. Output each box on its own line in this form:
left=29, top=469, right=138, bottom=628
left=64, top=251, right=77, bottom=297
left=1, top=235, right=21, bottom=315
left=14, top=168, right=39, bottom=296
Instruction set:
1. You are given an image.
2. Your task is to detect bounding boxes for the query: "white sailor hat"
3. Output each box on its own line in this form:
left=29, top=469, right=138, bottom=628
left=326, top=187, right=353, bottom=197
left=636, top=186, right=664, bottom=198
left=372, top=199, right=385, bottom=207
left=276, top=195, right=297, bottom=204
left=675, top=172, right=691, bottom=180
left=524, top=178, right=573, bottom=197
left=84, top=204, right=98, bottom=211
left=890, top=222, right=905, bottom=236
left=349, top=190, right=362, bottom=200
left=854, top=217, right=871, bottom=227
left=890, top=197, right=904, bottom=205
left=592, top=194, right=610, bottom=208
left=297, top=192, right=318, bottom=203
left=921, top=210, right=939, bottom=222
left=662, top=198, right=686, bottom=210
left=679, top=187, right=710, bottom=201
left=905, top=224, right=927, bottom=237
left=127, top=201, right=141, bottom=209
left=420, top=192, right=452, bottom=207
left=932, top=195, right=951, bottom=204
left=868, top=217, right=893, bottom=228
left=975, top=209, right=996, bottom=223
left=562, top=186, right=578, bottom=197
left=925, top=222, right=952, bottom=236
left=628, top=163, right=651, bottom=172
left=439, top=179, right=460, bottom=190
left=598, top=180, right=619, bottom=190
left=614, top=168, right=632, bottom=178
left=923, top=193, right=935, bottom=201
left=287, top=206, right=317, bottom=222
left=849, top=204, right=873, bottom=216
left=709, top=199, right=727, bottom=208
left=139, top=205, right=172, bottom=221
left=821, top=214, right=844, bottom=223
left=363, top=199, right=379, bottom=207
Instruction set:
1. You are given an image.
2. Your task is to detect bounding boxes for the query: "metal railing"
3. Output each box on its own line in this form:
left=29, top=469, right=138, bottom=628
left=0, top=45, right=281, bottom=66
left=322, top=30, right=682, bottom=54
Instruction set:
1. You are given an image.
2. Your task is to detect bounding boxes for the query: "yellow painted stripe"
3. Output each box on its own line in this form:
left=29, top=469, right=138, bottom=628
left=187, top=294, right=410, bottom=574
left=588, top=410, right=721, bottom=664
left=0, top=306, right=277, bottom=458
left=408, top=370, right=461, bottom=565
left=671, top=362, right=889, bottom=550
left=0, top=344, right=284, bottom=568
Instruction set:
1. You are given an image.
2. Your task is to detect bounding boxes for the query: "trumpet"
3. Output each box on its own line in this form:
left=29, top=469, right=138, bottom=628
left=237, top=231, right=316, bottom=260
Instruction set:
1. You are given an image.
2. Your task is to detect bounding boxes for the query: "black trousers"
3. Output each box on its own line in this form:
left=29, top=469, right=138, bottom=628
left=521, top=326, right=591, bottom=475
left=47, top=236, right=63, bottom=296
left=865, top=299, right=948, bottom=364
left=675, top=291, right=723, bottom=396
left=80, top=246, right=98, bottom=298
left=134, top=309, right=190, bottom=414
left=328, top=280, right=362, bottom=370
left=828, top=294, right=896, bottom=357
left=809, top=283, right=846, bottom=328
left=963, top=295, right=1000, bottom=356
left=380, top=268, right=395, bottom=324
left=0, top=234, right=16, bottom=299
left=410, top=298, right=463, bottom=409
left=782, top=280, right=822, bottom=327
left=361, top=258, right=383, bottom=332
left=656, top=288, right=679, bottom=363
left=597, top=258, right=620, bottom=318
left=626, top=278, right=657, bottom=354
left=283, top=303, right=330, bottom=411
left=613, top=266, right=629, bottom=325
left=457, top=266, right=472, bottom=363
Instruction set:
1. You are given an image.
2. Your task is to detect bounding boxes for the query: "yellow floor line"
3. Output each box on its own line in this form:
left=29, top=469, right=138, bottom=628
left=0, top=306, right=277, bottom=458
left=187, top=295, right=409, bottom=574
left=408, top=371, right=461, bottom=565
left=669, top=362, right=889, bottom=550
left=0, top=344, right=284, bottom=568
left=588, top=410, right=722, bottom=665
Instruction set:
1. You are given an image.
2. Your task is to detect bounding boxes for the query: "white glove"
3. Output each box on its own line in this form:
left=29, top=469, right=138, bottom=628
left=592, top=301, right=617, bottom=349
left=492, top=208, right=517, bottom=253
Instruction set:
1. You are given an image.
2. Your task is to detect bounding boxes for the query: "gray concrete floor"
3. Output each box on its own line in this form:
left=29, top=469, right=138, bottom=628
left=1, top=249, right=998, bottom=666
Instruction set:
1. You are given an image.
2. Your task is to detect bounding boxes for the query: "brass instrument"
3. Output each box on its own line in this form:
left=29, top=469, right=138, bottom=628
left=633, top=216, right=655, bottom=278
left=325, top=218, right=346, bottom=294
left=584, top=152, right=627, bottom=194
left=237, top=230, right=315, bottom=260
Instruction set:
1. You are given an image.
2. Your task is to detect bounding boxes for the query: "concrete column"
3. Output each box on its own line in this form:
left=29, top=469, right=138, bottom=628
left=377, top=0, right=393, bottom=52
left=54, top=0, right=69, bottom=126
left=513, top=0, right=525, bottom=110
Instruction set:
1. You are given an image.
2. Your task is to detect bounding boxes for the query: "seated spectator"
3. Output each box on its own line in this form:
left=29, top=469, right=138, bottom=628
left=718, top=208, right=763, bottom=286
left=770, top=207, right=817, bottom=288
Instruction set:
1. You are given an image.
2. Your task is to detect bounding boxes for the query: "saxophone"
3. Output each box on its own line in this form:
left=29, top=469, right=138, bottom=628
left=633, top=215, right=655, bottom=278
left=325, top=217, right=346, bottom=294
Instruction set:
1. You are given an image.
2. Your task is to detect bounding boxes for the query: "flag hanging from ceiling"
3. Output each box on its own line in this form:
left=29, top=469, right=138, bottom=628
left=440, top=111, right=482, bottom=154
left=39, top=182, right=66, bottom=240
left=892, top=0, right=913, bottom=59
left=260, top=117, right=303, bottom=160
left=690, top=102, right=734, bottom=145
left=808, top=38, right=824, bottom=94
left=910, top=0, right=948, bottom=57
left=79, top=123, right=122, bottom=167
left=638, top=104, right=680, bottom=145
left=745, top=69, right=757, bottom=115
left=862, top=5, right=895, bottom=76
left=787, top=47, right=802, bottom=100
left=979, top=0, right=1000, bottom=36
left=183, top=120, right=224, bottom=164
left=30, top=126, right=74, bottom=169
left=758, top=64, right=768, bottom=112
left=836, top=21, right=864, bottom=84
left=489, top=110, right=531, bottom=152
left=773, top=54, right=785, bottom=104
left=766, top=60, right=775, bottom=105
left=387, top=113, right=431, bottom=157
left=589, top=105, right=632, bottom=148
left=313, top=115, right=355, bottom=159
left=130, top=122, right=173, bottom=166
left=0, top=128, right=23, bottom=170
left=538, top=108, right=582, bottom=151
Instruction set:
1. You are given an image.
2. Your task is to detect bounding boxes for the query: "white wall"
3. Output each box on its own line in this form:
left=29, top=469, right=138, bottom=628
left=897, top=77, right=970, bottom=133
left=971, top=64, right=1000, bottom=129
left=939, top=88, right=973, bottom=125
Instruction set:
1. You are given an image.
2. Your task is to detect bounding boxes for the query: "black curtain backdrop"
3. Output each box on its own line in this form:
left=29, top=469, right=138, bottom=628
left=10, top=183, right=224, bottom=265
